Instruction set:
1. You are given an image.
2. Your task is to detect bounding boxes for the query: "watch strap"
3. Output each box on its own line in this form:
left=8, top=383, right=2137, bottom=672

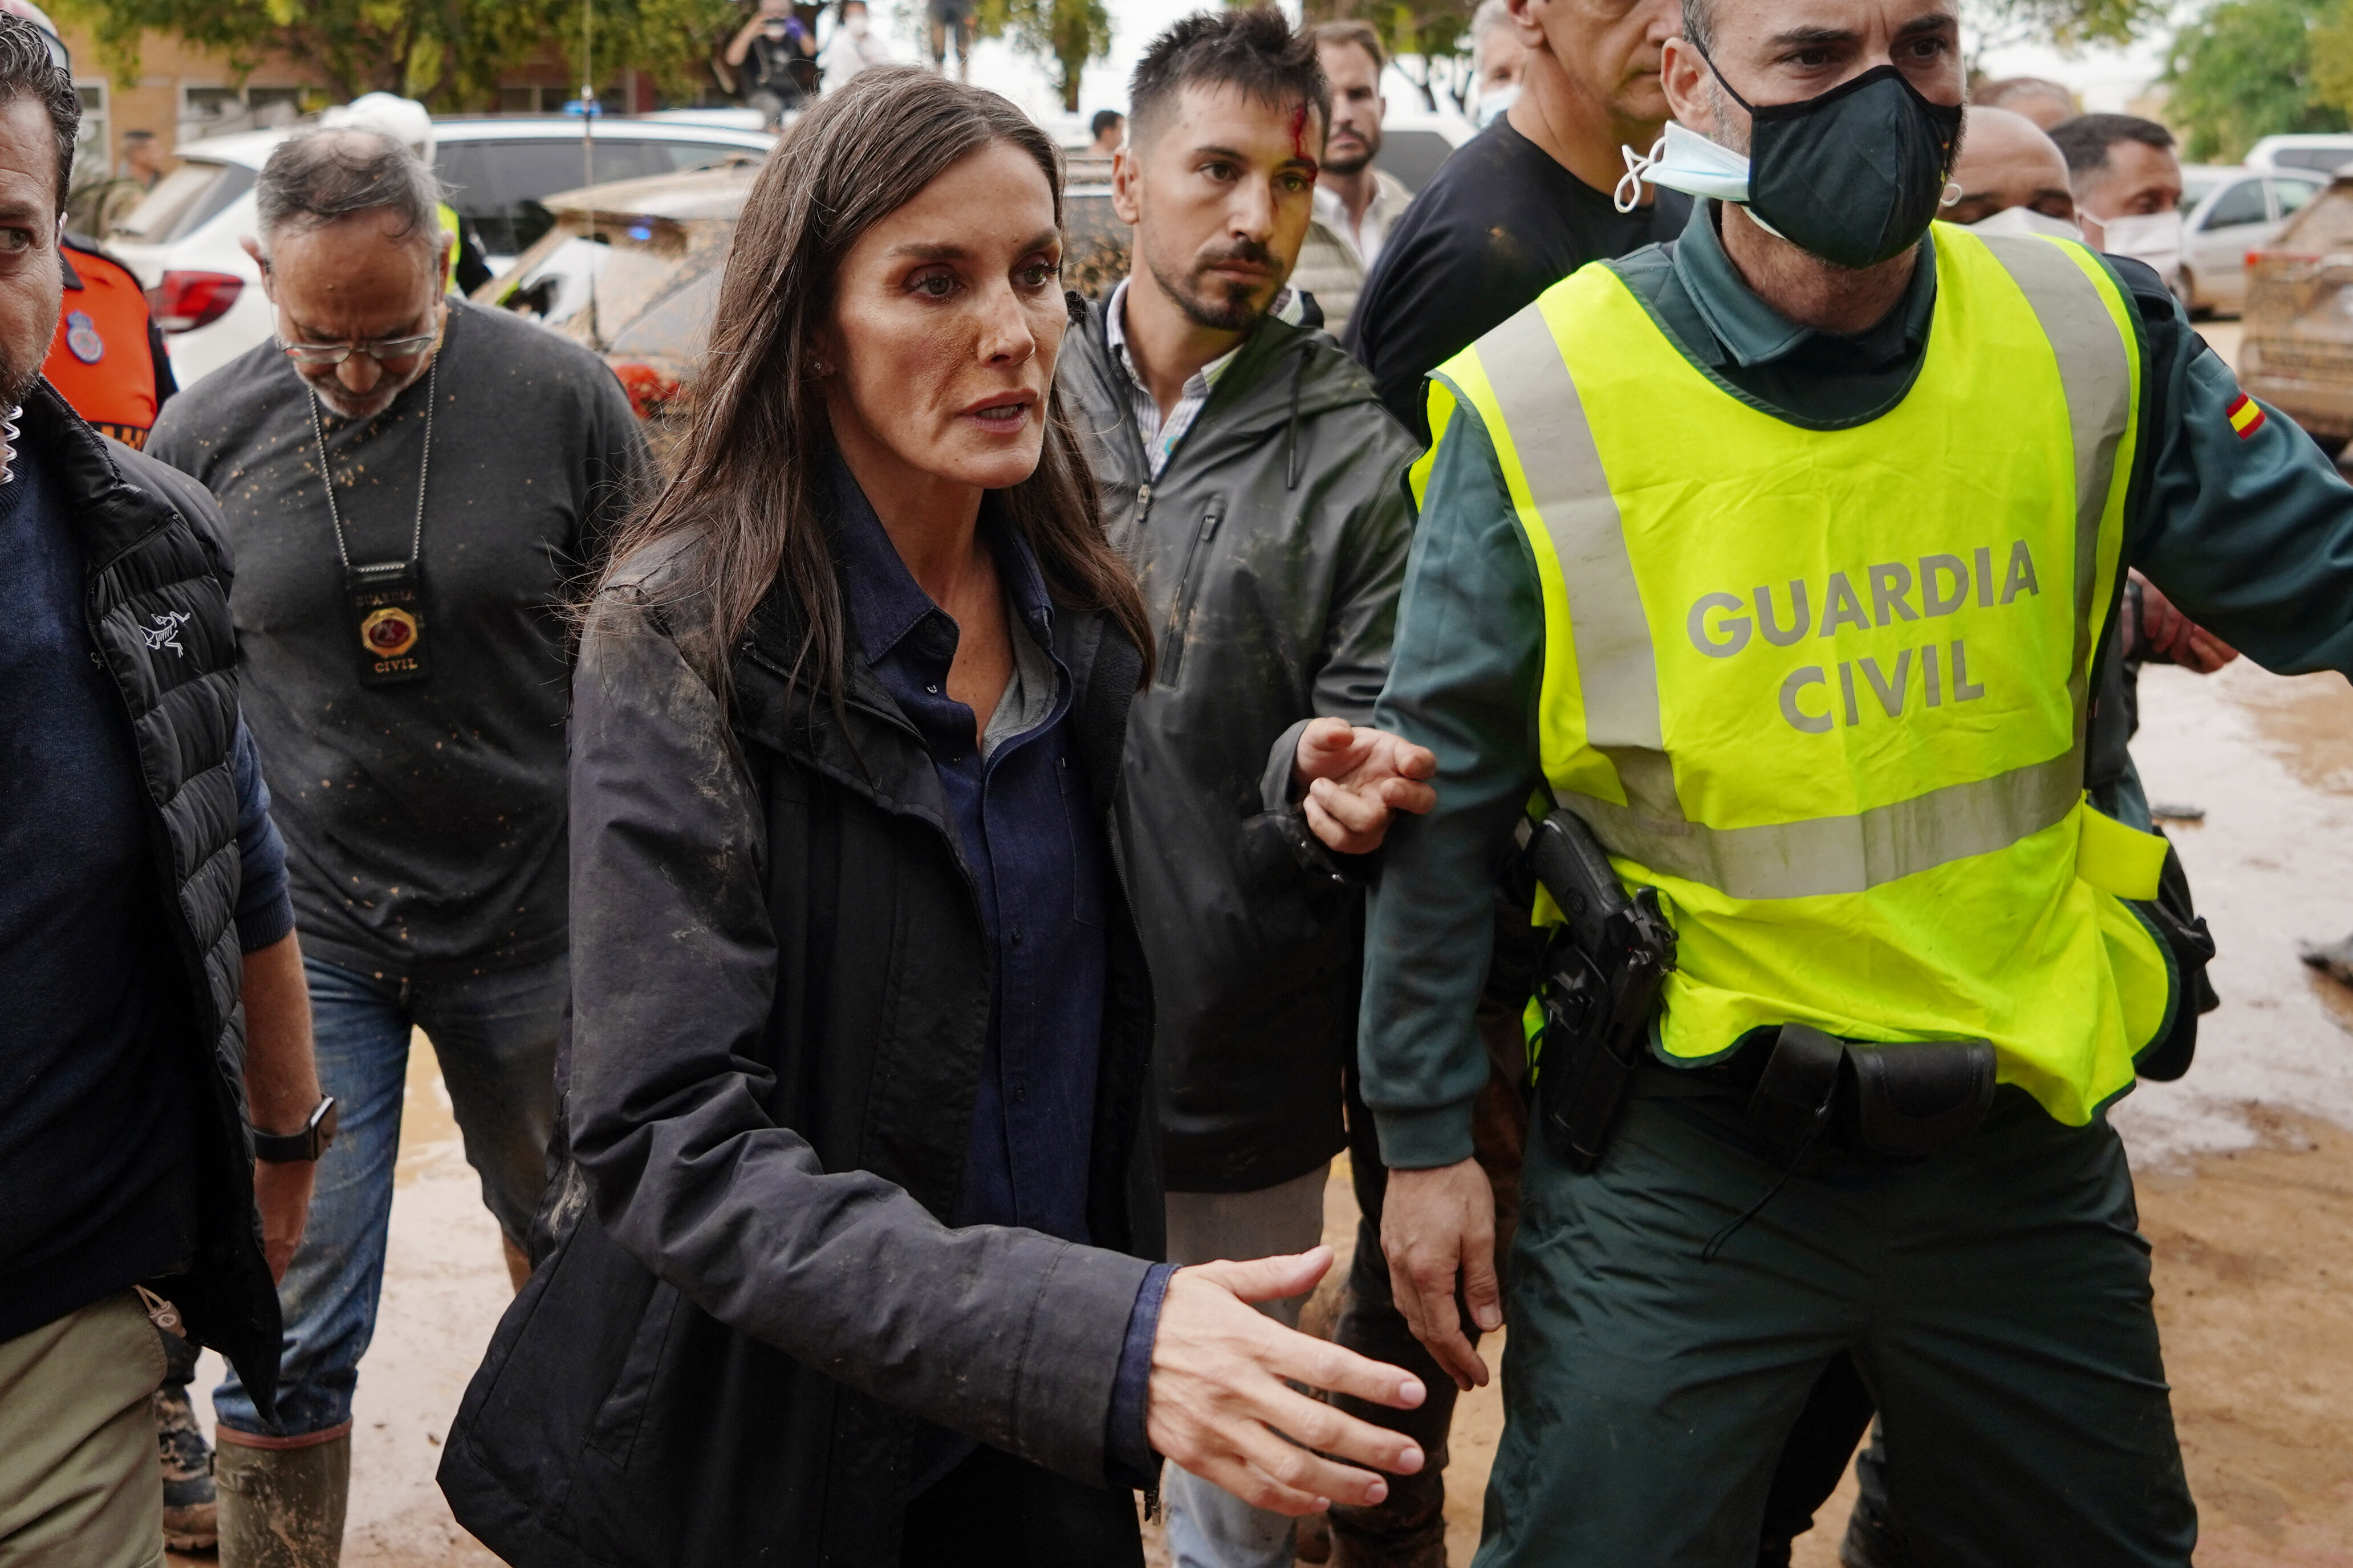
left=253, top=1095, right=339, bottom=1163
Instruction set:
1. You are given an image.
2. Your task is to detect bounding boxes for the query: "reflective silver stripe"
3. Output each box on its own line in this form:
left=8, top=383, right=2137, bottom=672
left=1974, top=234, right=2136, bottom=733
left=1562, top=751, right=2082, bottom=901
left=1477, top=303, right=1662, bottom=749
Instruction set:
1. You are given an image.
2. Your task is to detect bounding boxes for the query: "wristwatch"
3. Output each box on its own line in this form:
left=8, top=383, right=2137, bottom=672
left=253, top=1095, right=339, bottom=1163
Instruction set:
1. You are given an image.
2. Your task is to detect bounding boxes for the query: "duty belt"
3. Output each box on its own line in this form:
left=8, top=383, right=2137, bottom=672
left=1679, top=1024, right=1999, bottom=1262
left=1709, top=1023, right=1998, bottom=1163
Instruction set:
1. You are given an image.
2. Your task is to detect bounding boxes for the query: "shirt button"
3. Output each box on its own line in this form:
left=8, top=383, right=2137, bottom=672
left=1011, top=928, right=1025, bottom=947
left=926, top=683, right=940, bottom=694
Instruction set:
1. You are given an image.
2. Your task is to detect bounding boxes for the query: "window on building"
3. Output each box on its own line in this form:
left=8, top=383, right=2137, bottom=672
left=181, top=85, right=242, bottom=126
left=246, top=86, right=305, bottom=126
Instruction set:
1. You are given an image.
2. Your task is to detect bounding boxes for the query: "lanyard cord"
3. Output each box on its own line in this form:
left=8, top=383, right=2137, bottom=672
left=307, top=359, right=436, bottom=573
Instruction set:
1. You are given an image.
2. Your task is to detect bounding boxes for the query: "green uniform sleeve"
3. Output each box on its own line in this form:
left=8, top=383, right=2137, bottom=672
left=2132, top=299, right=2353, bottom=674
left=1361, top=381, right=1546, bottom=1169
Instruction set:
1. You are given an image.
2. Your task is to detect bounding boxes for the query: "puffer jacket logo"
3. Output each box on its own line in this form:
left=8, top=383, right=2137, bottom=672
left=143, top=608, right=192, bottom=654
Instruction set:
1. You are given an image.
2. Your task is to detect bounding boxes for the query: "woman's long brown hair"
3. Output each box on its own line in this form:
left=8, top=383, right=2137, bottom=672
left=595, top=67, right=1154, bottom=703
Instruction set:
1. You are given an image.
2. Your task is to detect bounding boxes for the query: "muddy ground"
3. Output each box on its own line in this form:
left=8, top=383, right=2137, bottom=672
left=173, top=652, right=2353, bottom=1568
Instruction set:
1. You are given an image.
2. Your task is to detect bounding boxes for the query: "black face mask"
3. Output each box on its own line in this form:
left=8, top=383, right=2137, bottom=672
left=1702, top=56, right=1964, bottom=271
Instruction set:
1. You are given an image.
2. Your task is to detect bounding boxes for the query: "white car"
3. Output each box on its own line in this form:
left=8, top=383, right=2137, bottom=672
left=2176, top=162, right=2327, bottom=317
left=2244, top=134, right=2353, bottom=177
left=105, top=116, right=775, bottom=386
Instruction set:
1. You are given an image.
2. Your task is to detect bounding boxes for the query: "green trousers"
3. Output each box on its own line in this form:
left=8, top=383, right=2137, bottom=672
left=1473, top=1073, right=2197, bottom=1568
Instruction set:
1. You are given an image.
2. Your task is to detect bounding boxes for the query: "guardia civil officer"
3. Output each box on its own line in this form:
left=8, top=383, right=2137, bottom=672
left=1354, top=0, right=2353, bottom=1559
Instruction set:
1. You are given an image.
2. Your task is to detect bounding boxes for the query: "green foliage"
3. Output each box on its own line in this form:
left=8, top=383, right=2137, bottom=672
left=1965, top=0, right=2164, bottom=59
left=2163, top=0, right=2348, bottom=162
left=51, top=0, right=743, bottom=109
left=972, top=0, right=1112, bottom=110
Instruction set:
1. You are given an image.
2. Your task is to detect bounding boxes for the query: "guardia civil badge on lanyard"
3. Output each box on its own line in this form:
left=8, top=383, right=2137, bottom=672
left=310, top=363, right=437, bottom=686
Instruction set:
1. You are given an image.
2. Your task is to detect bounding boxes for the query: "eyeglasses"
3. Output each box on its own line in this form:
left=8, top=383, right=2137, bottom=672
left=275, top=331, right=439, bottom=367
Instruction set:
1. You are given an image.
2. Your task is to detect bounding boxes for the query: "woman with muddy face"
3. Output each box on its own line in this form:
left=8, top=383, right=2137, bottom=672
left=438, top=67, right=1425, bottom=1567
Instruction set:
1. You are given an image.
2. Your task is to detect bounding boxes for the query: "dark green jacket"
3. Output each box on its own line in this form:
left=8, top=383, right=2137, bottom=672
left=1060, top=298, right=1418, bottom=1192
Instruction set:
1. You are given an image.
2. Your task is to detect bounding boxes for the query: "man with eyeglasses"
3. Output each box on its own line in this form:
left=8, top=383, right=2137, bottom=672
left=145, top=127, right=649, bottom=1568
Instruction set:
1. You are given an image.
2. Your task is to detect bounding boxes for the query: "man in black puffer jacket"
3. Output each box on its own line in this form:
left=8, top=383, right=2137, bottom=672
left=0, top=15, right=325, bottom=1562
left=1058, top=16, right=1430, bottom=1567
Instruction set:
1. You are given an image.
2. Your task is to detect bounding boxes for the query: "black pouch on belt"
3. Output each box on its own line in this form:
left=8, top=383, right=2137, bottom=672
left=1744, top=1024, right=1996, bottom=1160
left=1844, top=1038, right=1996, bottom=1157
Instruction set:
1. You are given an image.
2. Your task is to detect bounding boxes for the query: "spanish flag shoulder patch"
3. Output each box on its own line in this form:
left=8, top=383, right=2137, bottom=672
left=2227, top=392, right=2267, bottom=439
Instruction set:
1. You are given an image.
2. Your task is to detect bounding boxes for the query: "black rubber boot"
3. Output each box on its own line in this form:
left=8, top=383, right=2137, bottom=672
left=215, top=1433, right=350, bottom=1568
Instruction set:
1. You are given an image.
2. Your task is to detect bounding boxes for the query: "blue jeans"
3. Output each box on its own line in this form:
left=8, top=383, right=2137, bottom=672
left=1160, top=1165, right=1330, bottom=1568
left=214, top=955, right=564, bottom=1439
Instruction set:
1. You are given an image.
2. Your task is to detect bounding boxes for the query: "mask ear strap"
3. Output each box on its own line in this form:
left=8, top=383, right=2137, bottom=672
left=1685, top=38, right=1762, bottom=115
left=1614, top=135, right=1669, bottom=215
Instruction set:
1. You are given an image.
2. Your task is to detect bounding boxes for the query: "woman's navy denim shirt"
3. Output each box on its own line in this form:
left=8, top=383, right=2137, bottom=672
left=829, top=463, right=1172, bottom=1485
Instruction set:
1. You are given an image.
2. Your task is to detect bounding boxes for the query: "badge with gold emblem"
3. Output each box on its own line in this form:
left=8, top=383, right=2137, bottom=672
left=312, top=365, right=438, bottom=687
left=346, top=561, right=430, bottom=685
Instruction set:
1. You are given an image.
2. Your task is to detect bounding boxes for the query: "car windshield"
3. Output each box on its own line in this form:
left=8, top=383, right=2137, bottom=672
left=485, top=209, right=732, bottom=356
left=110, top=160, right=254, bottom=246
left=2180, top=177, right=2221, bottom=210
left=437, top=137, right=761, bottom=256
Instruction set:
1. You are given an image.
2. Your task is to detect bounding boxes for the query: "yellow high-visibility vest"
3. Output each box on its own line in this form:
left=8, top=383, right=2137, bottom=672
left=1424, top=224, right=2177, bottom=1125
left=438, top=201, right=464, bottom=295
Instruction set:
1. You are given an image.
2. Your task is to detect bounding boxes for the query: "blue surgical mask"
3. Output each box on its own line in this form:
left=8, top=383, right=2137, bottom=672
left=1616, top=121, right=1754, bottom=208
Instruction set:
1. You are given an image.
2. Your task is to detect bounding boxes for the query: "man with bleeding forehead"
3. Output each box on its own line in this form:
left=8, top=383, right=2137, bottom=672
left=1344, top=0, right=2353, bottom=1553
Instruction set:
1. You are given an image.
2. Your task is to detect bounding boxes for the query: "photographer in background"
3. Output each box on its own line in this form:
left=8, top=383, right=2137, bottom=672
left=729, top=0, right=819, bottom=125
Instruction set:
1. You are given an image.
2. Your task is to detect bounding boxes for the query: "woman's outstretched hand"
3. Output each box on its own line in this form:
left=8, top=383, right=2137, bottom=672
left=1293, top=716, right=1438, bottom=854
left=1146, top=1246, right=1427, bottom=1514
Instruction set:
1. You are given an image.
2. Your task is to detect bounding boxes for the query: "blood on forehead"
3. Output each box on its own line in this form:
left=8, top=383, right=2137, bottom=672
left=1289, top=101, right=1318, bottom=168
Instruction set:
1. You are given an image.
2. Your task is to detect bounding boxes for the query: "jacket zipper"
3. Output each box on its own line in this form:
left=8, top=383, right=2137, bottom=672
left=1156, top=497, right=1224, bottom=688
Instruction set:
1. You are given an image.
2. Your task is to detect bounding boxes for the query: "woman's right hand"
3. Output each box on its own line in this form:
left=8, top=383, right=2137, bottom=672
left=1146, top=1247, right=1427, bottom=1514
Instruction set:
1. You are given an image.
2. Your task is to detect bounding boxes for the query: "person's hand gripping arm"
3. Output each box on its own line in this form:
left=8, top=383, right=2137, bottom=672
left=1294, top=715, right=1438, bottom=854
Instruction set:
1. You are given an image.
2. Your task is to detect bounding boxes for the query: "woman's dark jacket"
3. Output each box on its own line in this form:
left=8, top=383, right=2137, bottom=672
left=437, top=537, right=1162, bottom=1567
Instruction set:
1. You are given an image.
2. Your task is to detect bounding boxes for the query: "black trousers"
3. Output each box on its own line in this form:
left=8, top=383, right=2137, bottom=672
left=900, top=1444, right=1143, bottom=1568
